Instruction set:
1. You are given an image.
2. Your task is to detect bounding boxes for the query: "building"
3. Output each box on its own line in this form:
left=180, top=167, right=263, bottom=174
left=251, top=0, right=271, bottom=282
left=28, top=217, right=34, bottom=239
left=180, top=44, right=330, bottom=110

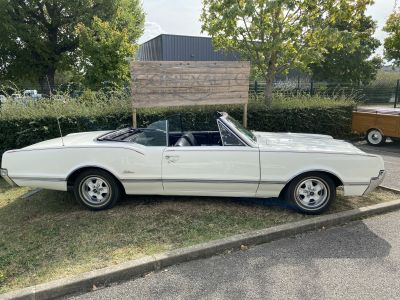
left=136, top=34, right=240, bottom=61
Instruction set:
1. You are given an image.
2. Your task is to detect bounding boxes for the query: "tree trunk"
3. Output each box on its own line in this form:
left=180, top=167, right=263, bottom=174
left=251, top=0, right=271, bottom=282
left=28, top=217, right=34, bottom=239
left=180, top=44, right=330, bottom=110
left=39, top=67, right=56, bottom=96
left=264, top=52, right=277, bottom=108
left=264, top=74, right=273, bottom=108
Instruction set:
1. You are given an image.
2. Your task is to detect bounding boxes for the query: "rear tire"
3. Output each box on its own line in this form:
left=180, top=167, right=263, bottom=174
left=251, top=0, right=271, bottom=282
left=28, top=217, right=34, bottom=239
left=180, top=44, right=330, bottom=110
left=73, top=169, right=120, bottom=210
left=285, top=172, right=335, bottom=215
left=366, top=129, right=386, bottom=146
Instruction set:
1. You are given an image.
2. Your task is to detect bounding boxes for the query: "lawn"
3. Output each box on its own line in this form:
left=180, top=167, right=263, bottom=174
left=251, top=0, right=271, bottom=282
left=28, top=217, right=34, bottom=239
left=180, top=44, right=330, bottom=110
left=0, top=178, right=398, bottom=294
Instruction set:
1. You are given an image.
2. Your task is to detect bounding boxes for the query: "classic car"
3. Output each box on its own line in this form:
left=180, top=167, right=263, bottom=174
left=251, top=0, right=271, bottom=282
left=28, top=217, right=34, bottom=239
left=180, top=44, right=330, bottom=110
left=1, top=112, right=385, bottom=214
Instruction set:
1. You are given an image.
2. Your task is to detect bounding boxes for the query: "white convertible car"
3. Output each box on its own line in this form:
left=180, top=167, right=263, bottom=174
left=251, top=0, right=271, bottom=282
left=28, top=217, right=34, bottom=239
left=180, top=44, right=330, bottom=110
left=1, top=112, right=385, bottom=214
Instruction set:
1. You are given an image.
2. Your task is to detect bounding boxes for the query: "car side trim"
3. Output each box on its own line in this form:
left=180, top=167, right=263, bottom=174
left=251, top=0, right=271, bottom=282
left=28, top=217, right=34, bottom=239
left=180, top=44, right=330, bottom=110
left=11, top=176, right=66, bottom=182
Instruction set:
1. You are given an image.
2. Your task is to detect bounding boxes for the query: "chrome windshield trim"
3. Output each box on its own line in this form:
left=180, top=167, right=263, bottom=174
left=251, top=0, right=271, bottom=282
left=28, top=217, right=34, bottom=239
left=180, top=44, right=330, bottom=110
left=218, top=113, right=258, bottom=148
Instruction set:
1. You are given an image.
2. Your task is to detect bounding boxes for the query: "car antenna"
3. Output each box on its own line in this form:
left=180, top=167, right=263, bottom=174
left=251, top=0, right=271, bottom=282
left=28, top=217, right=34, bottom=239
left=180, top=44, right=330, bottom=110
left=57, top=117, right=65, bottom=147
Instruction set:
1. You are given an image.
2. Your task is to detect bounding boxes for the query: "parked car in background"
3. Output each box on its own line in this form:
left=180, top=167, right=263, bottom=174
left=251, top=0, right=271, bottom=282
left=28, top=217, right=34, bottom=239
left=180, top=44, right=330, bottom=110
left=352, top=108, right=400, bottom=146
left=0, top=95, right=7, bottom=104
left=1, top=112, right=385, bottom=214
left=23, top=90, right=42, bottom=100
left=11, top=93, right=22, bottom=101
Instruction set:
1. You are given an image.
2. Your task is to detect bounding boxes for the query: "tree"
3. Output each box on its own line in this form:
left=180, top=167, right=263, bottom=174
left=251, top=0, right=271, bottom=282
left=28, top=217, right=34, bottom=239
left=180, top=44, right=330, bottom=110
left=201, top=0, right=375, bottom=106
left=0, top=0, right=144, bottom=93
left=76, top=17, right=136, bottom=90
left=311, top=15, right=382, bottom=85
left=384, top=11, right=400, bottom=65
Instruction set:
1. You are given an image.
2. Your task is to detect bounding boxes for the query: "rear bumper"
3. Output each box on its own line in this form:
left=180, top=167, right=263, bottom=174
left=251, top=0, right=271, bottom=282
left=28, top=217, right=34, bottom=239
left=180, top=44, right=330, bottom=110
left=0, top=168, right=17, bottom=187
left=363, top=170, right=386, bottom=195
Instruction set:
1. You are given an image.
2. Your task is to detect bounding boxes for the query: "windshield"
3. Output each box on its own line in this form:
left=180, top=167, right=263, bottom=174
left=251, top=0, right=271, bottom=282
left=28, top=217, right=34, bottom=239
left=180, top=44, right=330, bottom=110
left=98, top=119, right=168, bottom=146
left=224, top=115, right=257, bottom=143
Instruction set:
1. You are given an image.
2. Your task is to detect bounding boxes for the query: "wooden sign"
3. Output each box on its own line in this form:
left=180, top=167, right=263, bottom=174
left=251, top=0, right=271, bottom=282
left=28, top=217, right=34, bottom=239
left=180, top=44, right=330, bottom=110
left=130, top=61, right=250, bottom=109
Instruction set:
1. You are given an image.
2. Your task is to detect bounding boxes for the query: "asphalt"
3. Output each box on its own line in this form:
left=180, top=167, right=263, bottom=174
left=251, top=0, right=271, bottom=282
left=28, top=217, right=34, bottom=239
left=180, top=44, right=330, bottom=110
left=355, top=140, right=400, bottom=190
left=67, top=209, right=400, bottom=300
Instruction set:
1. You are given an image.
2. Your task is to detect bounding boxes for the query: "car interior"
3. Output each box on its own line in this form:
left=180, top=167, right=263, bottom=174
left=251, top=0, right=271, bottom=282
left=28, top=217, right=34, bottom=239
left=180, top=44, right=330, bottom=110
left=97, top=114, right=246, bottom=147
left=168, top=131, right=222, bottom=146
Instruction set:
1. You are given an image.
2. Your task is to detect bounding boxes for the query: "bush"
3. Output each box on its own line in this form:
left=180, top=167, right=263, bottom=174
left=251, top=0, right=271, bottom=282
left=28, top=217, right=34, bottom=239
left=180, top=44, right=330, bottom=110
left=0, top=92, right=355, bottom=157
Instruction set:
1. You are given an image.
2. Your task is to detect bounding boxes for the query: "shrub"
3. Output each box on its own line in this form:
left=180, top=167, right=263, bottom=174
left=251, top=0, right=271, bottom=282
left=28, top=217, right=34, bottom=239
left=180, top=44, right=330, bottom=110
left=0, top=92, right=355, bottom=157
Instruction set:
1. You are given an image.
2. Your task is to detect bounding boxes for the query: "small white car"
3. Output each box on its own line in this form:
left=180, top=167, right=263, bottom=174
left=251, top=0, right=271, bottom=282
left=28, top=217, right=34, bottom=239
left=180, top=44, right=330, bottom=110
left=1, top=112, right=385, bottom=214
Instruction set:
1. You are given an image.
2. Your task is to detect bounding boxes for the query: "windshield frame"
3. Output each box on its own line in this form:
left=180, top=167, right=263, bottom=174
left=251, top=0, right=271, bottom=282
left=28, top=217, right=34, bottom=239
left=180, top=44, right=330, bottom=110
left=218, top=113, right=258, bottom=147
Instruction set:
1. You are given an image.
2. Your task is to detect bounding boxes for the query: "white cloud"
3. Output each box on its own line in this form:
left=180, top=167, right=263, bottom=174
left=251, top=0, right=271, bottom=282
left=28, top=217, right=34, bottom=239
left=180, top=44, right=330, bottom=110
left=139, top=21, right=165, bottom=44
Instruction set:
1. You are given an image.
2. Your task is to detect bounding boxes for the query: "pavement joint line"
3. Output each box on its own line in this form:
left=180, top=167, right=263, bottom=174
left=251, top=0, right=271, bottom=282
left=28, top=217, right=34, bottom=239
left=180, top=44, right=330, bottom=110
left=2, top=187, right=400, bottom=300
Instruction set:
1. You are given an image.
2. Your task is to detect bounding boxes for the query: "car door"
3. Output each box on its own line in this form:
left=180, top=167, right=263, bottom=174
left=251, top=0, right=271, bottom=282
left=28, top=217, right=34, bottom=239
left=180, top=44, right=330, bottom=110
left=162, top=122, right=260, bottom=197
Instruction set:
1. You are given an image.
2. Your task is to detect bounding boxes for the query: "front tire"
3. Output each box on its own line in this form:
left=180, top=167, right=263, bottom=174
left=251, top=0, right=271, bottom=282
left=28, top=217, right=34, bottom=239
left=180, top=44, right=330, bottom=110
left=73, top=169, right=120, bottom=210
left=285, top=172, right=335, bottom=215
left=366, top=129, right=386, bottom=146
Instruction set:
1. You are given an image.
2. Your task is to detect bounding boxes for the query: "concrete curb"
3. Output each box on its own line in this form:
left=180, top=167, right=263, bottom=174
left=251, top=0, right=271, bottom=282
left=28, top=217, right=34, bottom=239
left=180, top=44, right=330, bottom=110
left=2, top=190, right=400, bottom=300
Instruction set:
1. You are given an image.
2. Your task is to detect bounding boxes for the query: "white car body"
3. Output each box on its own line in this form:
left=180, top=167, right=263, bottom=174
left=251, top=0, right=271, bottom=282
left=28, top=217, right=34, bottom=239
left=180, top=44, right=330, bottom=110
left=1, top=113, right=385, bottom=200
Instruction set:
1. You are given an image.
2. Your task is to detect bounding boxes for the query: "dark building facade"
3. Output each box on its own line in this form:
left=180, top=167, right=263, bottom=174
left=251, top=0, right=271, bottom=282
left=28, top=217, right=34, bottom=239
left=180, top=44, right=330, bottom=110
left=136, top=34, right=240, bottom=61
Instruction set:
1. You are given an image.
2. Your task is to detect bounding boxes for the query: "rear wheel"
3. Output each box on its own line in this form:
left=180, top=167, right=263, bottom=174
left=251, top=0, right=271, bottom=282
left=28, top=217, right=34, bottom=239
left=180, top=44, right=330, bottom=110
left=285, top=172, right=335, bottom=215
left=366, top=129, right=386, bottom=146
left=73, top=169, right=120, bottom=210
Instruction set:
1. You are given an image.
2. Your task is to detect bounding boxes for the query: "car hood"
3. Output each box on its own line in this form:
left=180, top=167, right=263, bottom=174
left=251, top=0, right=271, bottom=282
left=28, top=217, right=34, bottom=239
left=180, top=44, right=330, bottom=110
left=254, top=132, right=367, bottom=155
left=23, top=131, right=110, bottom=149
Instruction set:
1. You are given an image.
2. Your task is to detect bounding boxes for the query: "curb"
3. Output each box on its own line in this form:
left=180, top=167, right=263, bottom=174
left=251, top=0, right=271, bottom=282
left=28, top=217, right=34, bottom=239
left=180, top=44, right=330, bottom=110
left=2, top=190, right=400, bottom=300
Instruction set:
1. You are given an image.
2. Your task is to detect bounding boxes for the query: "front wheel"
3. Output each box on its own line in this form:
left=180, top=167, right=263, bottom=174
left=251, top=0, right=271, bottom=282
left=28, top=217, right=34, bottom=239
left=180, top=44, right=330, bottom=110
left=73, top=169, right=121, bottom=210
left=366, top=129, right=386, bottom=146
left=285, top=173, right=335, bottom=214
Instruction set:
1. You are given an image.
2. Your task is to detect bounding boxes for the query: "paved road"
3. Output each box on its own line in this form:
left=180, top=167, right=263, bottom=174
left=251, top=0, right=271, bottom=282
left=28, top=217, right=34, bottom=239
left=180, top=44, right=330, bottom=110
left=355, top=140, right=400, bottom=190
left=69, top=210, right=400, bottom=300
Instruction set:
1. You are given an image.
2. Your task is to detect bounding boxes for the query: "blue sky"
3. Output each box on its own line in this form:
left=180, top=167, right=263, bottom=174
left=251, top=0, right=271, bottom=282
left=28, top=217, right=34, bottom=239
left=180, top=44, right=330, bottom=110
left=140, top=0, right=396, bottom=56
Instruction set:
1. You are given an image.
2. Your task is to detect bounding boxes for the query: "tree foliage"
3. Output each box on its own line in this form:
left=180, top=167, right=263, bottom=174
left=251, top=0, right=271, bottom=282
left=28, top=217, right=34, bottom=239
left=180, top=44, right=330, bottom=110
left=311, top=14, right=382, bottom=85
left=76, top=17, right=136, bottom=90
left=201, top=0, right=375, bottom=106
left=0, top=0, right=144, bottom=92
left=384, top=11, right=400, bottom=65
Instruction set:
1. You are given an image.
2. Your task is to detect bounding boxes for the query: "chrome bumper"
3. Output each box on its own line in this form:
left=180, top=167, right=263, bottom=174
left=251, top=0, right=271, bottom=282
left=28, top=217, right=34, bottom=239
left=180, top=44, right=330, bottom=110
left=0, top=168, right=17, bottom=187
left=363, top=170, right=386, bottom=195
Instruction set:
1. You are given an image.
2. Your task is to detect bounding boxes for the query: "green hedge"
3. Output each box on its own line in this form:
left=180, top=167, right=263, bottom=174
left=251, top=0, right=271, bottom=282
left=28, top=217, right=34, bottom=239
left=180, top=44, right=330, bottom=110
left=0, top=102, right=354, bottom=157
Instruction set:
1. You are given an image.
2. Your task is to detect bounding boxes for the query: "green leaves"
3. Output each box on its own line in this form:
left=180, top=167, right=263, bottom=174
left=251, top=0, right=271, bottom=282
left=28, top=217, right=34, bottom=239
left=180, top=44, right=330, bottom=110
left=201, top=0, right=375, bottom=104
left=311, top=14, right=382, bottom=85
left=76, top=16, right=137, bottom=90
left=384, top=11, right=400, bottom=66
left=0, top=0, right=144, bottom=91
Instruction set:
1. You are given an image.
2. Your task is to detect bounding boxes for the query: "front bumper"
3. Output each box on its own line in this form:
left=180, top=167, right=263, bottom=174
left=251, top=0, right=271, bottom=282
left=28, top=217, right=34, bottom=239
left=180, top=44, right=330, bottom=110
left=363, top=170, right=386, bottom=195
left=0, top=168, right=17, bottom=187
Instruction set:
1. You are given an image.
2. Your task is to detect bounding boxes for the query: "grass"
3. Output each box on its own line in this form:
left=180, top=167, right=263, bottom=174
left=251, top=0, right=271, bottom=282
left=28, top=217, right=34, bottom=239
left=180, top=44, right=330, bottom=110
left=0, top=178, right=398, bottom=294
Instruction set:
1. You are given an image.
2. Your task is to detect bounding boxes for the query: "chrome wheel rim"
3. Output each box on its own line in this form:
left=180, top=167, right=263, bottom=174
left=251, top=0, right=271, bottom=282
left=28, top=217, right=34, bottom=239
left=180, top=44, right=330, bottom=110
left=295, top=178, right=329, bottom=210
left=80, top=176, right=111, bottom=206
left=368, top=130, right=383, bottom=145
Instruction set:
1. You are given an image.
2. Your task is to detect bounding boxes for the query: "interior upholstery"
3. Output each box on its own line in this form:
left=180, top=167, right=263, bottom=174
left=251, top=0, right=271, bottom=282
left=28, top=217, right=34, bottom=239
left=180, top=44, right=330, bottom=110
left=174, top=132, right=198, bottom=147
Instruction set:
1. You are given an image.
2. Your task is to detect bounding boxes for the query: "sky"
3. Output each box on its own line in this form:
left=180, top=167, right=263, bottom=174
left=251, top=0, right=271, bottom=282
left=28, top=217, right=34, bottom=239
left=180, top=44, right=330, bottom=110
left=140, top=0, right=397, bottom=56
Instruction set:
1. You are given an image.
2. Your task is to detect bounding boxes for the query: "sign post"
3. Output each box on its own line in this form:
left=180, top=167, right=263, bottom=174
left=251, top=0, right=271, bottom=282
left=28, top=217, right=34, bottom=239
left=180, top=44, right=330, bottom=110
left=130, top=61, right=250, bottom=127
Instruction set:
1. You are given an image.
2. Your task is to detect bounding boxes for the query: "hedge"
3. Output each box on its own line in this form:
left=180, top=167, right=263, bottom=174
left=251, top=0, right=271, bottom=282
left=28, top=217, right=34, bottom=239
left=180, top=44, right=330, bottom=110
left=0, top=101, right=354, bottom=157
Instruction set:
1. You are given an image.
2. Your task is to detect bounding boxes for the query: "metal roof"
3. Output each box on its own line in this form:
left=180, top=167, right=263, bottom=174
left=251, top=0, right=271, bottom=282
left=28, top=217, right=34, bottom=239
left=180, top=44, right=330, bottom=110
left=136, top=34, right=241, bottom=61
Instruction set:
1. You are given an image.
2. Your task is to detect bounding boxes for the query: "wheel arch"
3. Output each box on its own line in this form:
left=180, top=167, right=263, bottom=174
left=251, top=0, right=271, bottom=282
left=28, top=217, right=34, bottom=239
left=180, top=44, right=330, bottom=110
left=66, top=165, right=125, bottom=194
left=278, top=170, right=343, bottom=198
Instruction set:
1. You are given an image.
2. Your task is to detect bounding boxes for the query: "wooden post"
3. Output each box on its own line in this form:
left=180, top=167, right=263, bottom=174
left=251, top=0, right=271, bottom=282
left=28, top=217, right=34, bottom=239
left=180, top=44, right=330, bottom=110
left=132, top=107, right=137, bottom=128
left=243, top=103, right=248, bottom=128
